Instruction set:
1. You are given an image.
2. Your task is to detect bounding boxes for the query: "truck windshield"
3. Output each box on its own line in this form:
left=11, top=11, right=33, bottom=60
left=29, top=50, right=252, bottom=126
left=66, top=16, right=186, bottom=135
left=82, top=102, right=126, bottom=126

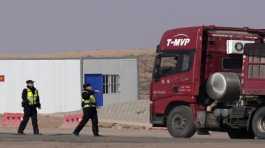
left=154, top=51, right=194, bottom=78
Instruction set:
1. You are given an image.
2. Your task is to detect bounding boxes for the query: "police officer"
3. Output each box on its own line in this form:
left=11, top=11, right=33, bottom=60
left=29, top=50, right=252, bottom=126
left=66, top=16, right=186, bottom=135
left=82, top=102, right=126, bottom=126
left=73, top=83, right=100, bottom=136
left=17, top=80, right=41, bottom=135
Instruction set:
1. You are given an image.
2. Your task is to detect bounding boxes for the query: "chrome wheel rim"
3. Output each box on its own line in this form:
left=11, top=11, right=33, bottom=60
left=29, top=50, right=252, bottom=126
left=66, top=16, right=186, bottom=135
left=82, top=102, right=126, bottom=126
left=172, top=115, right=187, bottom=130
left=257, top=117, right=265, bottom=133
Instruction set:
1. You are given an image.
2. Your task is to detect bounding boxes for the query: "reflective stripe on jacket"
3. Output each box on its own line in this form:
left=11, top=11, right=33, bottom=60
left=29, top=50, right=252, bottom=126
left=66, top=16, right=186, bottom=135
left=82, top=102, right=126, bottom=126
left=82, top=91, right=96, bottom=108
left=27, top=89, right=38, bottom=105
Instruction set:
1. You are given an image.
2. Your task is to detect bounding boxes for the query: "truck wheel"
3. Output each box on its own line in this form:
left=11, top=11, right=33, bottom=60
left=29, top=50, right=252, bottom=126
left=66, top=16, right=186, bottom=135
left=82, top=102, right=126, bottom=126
left=252, top=107, right=265, bottom=139
left=167, top=105, right=196, bottom=138
left=227, top=129, right=254, bottom=139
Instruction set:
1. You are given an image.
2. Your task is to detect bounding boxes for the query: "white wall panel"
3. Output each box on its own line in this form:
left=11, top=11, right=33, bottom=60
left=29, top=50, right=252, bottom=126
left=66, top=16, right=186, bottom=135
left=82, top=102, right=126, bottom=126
left=0, top=60, right=81, bottom=113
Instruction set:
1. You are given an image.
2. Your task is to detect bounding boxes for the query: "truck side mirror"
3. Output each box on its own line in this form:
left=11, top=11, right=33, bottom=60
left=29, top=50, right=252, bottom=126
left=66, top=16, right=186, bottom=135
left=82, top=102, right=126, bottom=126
left=153, top=55, right=161, bottom=81
left=153, top=69, right=160, bottom=81
left=156, top=45, right=160, bottom=52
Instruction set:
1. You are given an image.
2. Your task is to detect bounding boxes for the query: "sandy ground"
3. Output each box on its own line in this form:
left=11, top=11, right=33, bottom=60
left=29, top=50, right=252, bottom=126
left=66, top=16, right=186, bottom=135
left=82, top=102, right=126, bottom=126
left=0, top=127, right=265, bottom=148
left=1, top=143, right=265, bottom=148
left=1, top=114, right=265, bottom=148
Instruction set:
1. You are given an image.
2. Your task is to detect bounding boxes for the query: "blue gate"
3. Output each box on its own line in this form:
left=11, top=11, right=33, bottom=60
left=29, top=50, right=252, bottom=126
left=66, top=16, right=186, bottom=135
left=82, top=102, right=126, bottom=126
left=84, top=74, right=103, bottom=107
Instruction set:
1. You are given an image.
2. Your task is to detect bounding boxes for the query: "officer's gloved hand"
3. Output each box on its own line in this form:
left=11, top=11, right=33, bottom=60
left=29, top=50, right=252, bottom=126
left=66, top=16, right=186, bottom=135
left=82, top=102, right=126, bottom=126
left=36, top=104, right=41, bottom=109
left=22, top=101, right=27, bottom=107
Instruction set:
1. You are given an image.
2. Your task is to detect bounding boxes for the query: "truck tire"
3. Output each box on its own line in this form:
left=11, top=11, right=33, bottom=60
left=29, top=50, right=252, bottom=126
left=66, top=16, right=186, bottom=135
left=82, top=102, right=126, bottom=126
left=206, top=72, right=240, bottom=103
left=227, top=129, right=254, bottom=139
left=167, top=105, right=196, bottom=138
left=252, top=107, right=265, bottom=139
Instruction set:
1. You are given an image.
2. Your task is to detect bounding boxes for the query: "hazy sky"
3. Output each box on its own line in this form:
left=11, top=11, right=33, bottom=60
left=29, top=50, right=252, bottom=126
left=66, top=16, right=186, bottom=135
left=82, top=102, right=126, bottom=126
left=0, top=0, right=264, bottom=51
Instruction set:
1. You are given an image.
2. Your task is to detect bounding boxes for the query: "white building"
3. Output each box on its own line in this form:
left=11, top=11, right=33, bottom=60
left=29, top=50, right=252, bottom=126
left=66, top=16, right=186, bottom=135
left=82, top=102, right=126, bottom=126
left=0, top=58, right=138, bottom=113
left=82, top=58, right=138, bottom=106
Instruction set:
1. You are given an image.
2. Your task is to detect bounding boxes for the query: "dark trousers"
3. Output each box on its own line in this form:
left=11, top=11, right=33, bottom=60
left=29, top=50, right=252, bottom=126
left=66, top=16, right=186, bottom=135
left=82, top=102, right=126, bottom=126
left=17, top=106, right=39, bottom=134
left=73, top=107, right=99, bottom=135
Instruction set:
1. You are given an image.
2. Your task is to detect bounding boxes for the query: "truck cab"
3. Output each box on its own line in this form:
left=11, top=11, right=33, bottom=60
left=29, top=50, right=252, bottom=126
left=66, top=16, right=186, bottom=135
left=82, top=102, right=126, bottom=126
left=150, top=26, right=265, bottom=139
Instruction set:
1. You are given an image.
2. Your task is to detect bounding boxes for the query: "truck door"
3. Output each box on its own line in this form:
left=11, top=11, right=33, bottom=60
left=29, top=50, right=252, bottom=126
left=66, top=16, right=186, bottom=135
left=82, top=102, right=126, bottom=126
left=242, top=43, right=265, bottom=95
left=151, top=50, right=195, bottom=100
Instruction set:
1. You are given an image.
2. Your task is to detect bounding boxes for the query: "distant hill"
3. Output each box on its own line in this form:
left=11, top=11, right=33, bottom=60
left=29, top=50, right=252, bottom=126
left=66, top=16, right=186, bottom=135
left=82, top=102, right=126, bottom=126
left=0, top=48, right=155, bottom=59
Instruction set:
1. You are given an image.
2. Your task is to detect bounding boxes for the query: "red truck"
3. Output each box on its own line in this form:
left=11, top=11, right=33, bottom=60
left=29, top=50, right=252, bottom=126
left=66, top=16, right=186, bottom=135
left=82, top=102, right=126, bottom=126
left=150, top=26, right=265, bottom=139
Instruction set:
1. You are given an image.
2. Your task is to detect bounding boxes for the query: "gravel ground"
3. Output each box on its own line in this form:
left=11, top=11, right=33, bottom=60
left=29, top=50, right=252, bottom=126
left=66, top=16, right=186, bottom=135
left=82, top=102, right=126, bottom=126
left=0, top=127, right=265, bottom=148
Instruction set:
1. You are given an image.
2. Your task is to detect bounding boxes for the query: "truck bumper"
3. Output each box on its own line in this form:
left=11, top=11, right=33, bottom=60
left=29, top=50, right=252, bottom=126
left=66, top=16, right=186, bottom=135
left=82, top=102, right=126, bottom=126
left=150, top=113, right=165, bottom=127
left=150, top=101, right=165, bottom=126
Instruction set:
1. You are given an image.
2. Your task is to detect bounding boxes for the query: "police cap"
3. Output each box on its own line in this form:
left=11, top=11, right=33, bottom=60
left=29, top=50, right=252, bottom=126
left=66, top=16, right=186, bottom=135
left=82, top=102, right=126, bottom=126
left=83, top=83, right=91, bottom=88
left=26, top=80, right=34, bottom=84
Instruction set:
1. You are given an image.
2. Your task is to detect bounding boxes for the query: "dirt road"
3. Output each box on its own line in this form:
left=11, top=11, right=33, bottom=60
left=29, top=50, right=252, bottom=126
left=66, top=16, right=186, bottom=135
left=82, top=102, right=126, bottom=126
left=0, top=127, right=264, bottom=148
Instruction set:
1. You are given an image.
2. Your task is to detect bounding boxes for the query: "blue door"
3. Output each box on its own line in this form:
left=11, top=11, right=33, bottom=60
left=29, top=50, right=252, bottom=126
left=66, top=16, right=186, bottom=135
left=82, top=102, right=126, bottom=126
left=84, top=74, right=103, bottom=107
